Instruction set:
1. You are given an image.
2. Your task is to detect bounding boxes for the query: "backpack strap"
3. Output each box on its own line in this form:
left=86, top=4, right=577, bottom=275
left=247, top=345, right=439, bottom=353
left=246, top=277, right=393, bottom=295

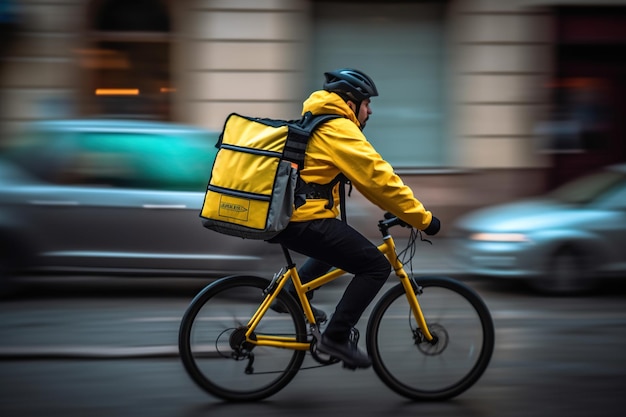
left=299, top=174, right=351, bottom=223
left=286, top=112, right=351, bottom=222
left=283, top=112, right=339, bottom=170
left=336, top=174, right=352, bottom=223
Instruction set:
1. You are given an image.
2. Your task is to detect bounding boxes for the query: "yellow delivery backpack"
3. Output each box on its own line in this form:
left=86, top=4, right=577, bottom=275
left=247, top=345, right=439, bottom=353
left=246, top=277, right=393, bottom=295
left=200, top=111, right=338, bottom=239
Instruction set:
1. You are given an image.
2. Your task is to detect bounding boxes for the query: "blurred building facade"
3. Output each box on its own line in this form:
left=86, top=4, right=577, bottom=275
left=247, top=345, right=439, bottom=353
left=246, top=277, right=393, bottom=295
left=2, top=0, right=626, bottom=223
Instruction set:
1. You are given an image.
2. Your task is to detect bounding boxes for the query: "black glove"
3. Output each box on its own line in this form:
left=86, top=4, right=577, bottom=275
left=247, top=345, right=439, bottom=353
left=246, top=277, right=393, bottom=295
left=423, top=216, right=440, bottom=236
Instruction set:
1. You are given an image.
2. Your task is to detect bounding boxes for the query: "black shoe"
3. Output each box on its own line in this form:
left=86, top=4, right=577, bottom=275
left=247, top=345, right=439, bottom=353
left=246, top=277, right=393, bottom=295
left=270, top=297, right=327, bottom=324
left=317, top=334, right=372, bottom=369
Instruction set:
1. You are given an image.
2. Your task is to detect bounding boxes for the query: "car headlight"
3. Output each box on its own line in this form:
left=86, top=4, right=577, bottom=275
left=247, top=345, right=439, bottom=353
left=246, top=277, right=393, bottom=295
left=469, top=232, right=530, bottom=242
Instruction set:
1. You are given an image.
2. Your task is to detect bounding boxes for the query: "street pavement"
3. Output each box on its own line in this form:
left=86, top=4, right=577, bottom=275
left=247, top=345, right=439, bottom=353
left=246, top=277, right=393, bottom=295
left=0, top=236, right=462, bottom=360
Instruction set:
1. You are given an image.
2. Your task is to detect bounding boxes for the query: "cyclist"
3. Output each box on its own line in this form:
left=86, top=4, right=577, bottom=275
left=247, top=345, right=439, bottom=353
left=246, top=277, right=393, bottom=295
left=269, top=68, right=440, bottom=369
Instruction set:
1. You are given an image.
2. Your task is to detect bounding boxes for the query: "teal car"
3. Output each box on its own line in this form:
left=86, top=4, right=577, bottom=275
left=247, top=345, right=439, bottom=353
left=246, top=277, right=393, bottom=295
left=0, top=119, right=272, bottom=295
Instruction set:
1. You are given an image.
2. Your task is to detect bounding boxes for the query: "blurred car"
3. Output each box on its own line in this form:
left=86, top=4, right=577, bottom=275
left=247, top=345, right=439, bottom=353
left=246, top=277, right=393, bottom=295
left=0, top=119, right=275, bottom=296
left=451, top=164, right=626, bottom=294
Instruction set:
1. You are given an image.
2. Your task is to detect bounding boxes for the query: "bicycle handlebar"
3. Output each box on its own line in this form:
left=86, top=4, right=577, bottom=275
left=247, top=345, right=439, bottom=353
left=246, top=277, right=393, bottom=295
left=378, top=212, right=411, bottom=235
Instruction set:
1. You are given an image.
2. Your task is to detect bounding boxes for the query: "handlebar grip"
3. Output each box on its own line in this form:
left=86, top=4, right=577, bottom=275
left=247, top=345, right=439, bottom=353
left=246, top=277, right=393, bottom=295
left=382, top=212, right=410, bottom=228
left=397, top=218, right=410, bottom=228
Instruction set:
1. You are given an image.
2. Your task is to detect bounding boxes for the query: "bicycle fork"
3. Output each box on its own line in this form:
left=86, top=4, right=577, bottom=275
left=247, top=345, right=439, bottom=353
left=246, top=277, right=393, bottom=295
left=380, top=237, right=437, bottom=344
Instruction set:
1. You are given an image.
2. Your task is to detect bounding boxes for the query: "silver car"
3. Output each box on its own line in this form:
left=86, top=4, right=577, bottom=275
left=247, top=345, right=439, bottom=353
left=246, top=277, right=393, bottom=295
left=0, top=119, right=275, bottom=296
left=451, top=164, right=626, bottom=294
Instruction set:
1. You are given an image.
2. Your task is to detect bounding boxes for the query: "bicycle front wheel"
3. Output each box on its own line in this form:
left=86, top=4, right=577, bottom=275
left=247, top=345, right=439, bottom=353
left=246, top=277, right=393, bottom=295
left=178, top=275, right=307, bottom=401
left=366, top=276, right=494, bottom=401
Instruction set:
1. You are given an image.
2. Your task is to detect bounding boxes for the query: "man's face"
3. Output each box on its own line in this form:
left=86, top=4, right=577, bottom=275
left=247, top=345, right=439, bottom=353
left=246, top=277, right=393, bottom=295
left=358, top=99, right=372, bottom=128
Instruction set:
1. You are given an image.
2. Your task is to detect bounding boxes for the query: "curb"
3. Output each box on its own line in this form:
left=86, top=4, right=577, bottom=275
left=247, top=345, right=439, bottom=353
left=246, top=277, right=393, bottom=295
left=0, top=345, right=219, bottom=360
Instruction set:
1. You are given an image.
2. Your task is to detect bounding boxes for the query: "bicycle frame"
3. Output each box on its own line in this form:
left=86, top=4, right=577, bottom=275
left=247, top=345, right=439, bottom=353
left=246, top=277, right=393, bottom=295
left=244, top=232, right=434, bottom=351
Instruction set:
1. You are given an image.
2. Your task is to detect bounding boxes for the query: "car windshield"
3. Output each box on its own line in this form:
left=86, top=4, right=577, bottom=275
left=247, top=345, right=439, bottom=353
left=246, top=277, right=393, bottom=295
left=549, top=169, right=625, bottom=205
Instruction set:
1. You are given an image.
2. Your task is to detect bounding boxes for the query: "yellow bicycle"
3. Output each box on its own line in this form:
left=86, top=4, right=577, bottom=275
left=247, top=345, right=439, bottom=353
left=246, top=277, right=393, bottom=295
left=179, top=214, right=494, bottom=401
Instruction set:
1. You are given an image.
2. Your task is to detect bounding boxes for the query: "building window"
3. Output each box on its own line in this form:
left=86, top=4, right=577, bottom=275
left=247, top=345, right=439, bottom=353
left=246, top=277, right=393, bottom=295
left=83, top=0, right=172, bottom=120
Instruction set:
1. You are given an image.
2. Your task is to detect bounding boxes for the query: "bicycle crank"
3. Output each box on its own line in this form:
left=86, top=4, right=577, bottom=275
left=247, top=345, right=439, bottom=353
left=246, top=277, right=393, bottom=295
left=309, top=324, right=340, bottom=365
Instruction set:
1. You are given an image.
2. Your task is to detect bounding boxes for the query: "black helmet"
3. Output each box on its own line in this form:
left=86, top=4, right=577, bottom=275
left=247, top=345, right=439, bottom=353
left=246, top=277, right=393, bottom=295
left=323, top=68, right=379, bottom=102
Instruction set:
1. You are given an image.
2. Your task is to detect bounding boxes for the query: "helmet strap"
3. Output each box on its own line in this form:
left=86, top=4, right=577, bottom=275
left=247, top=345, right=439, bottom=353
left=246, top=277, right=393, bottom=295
left=346, top=98, right=361, bottom=115
left=336, top=93, right=364, bottom=129
left=348, top=99, right=364, bottom=128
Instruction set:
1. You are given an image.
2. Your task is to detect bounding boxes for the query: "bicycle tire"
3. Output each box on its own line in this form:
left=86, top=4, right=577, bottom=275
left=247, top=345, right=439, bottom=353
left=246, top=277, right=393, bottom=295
left=178, top=275, right=307, bottom=401
left=366, top=276, right=494, bottom=401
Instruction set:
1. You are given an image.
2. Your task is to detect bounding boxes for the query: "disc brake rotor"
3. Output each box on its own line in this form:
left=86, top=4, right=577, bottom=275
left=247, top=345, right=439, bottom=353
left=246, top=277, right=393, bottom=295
left=416, top=323, right=448, bottom=356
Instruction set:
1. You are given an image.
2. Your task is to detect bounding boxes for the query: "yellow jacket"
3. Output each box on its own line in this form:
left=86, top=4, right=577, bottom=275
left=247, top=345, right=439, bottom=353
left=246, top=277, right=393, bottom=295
left=291, top=90, right=434, bottom=231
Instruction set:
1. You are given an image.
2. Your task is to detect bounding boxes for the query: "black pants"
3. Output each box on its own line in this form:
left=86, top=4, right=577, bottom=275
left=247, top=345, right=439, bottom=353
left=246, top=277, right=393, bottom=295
left=268, top=218, right=390, bottom=342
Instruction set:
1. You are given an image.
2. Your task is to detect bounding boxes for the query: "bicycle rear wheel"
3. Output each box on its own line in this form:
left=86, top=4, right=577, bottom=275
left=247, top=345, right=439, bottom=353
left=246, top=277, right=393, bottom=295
left=178, top=275, right=307, bottom=401
left=366, top=276, right=494, bottom=401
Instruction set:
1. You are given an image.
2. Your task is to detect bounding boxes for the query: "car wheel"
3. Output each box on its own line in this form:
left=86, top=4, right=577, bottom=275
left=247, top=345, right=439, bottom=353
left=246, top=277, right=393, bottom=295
left=531, top=247, right=594, bottom=295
